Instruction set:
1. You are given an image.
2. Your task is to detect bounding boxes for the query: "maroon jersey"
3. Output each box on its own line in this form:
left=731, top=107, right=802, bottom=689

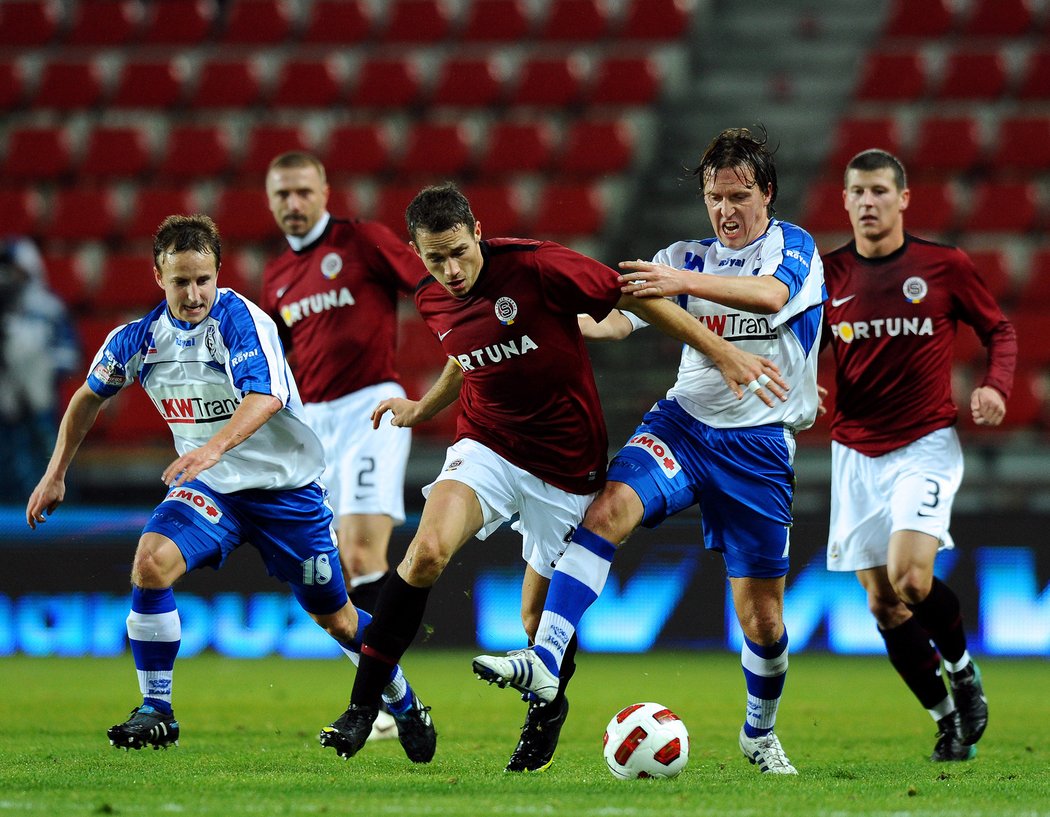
left=261, top=217, right=426, bottom=403
left=416, top=239, right=622, bottom=495
left=822, top=235, right=1016, bottom=456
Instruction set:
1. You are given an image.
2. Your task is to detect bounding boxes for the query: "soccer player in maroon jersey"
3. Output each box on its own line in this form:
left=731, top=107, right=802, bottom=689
left=262, top=152, right=425, bottom=615
left=317, top=182, right=788, bottom=768
left=822, top=150, right=1016, bottom=761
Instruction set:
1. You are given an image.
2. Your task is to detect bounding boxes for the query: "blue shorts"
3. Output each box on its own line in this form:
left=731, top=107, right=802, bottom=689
left=607, top=399, right=795, bottom=579
left=142, top=479, right=348, bottom=615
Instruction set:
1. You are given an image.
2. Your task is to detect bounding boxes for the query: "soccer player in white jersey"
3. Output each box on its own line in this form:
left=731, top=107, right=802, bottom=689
left=474, top=127, right=825, bottom=775
left=24, top=215, right=435, bottom=761
left=822, top=150, right=1015, bottom=761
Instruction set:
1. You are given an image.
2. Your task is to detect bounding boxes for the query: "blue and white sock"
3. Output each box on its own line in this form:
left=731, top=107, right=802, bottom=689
left=741, top=629, right=789, bottom=738
left=126, top=586, right=181, bottom=715
left=334, top=606, right=413, bottom=716
left=534, top=526, right=616, bottom=676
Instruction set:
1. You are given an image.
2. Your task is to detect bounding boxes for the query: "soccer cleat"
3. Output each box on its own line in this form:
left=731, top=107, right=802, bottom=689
left=319, top=704, right=377, bottom=760
left=506, top=696, right=569, bottom=773
left=472, top=649, right=559, bottom=704
left=107, top=705, right=180, bottom=751
left=948, top=662, right=988, bottom=746
left=738, top=727, right=798, bottom=774
left=368, top=706, right=398, bottom=742
left=392, top=695, right=437, bottom=763
left=931, top=711, right=977, bottom=762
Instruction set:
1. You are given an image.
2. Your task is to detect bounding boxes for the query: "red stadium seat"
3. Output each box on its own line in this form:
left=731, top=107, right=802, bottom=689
left=430, top=56, right=506, bottom=108
left=302, top=0, right=374, bottom=44
left=539, top=0, right=611, bottom=41
left=43, top=188, right=122, bottom=242
left=0, top=1, right=61, bottom=47
left=963, top=249, right=1013, bottom=303
left=239, top=125, right=313, bottom=178
left=0, top=61, right=26, bottom=110
left=189, top=59, right=263, bottom=108
left=588, top=57, right=661, bottom=106
left=79, top=127, right=153, bottom=180
left=1018, top=50, right=1050, bottom=100
left=558, top=120, right=634, bottom=176
left=158, top=126, right=233, bottom=180
left=219, top=0, right=293, bottom=44
left=961, top=0, right=1033, bottom=37
left=1018, top=250, right=1050, bottom=307
left=124, top=187, right=198, bottom=241
left=531, top=182, right=605, bottom=237
left=461, top=0, right=532, bottom=42
left=93, top=252, right=164, bottom=313
left=0, top=187, right=42, bottom=236
left=42, top=252, right=89, bottom=311
left=373, top=184, right=421, bottom=234
left=2, top=126, right=72, bottom=181
left=478, top=121, right=557, bottom=175
left=395, top=315, right=459, bottom=438
left=323, top=124, right=392, bottom=177
left=397, top=122, right=474, bottom=178
left=378, top=0, right=453, bottom=43
left=801, top=181, right=848, bottom=234
left=855, top=51, right=927, bottom=101
left=618, top=0, right=693, bottom=40
left=271, top=58, right=345, bottom=108
left=349, top=58, right=421, bottom=108
left=826, top=117, right=902, bottom=173
left=221, top=249, right=262, bottom=302
left=509, top=56, right=586, bottom=107
left=64, top=0, right=140, bottom=46
left=325, top=188, right=362, bottom=222
left=883, top=0, right=954, bottom=38
left=909, top=116, right=983, bottom=177
left=936, top=50, right=1007, bottom=100
left=110, top=60, right=186, bottom=109
left=32, top=61, right=105, bottom=110
left=459, top=183, right=525, bottom=237
left=963, top=181, right=1039, bottom=234
left=989, top=116, right=1050, bottom=174
left=140, top=0, right=217, bottom=44
left=210, top=187, right=274, bottom=242
left=902, top=181, right=956, bottom=235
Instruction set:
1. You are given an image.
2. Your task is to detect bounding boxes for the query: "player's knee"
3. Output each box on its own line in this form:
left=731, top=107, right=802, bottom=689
left=581, top=496, right=636, bottom=545
left=400, top=537, right=448, bottom=586
left=739, top=610, right=782, bottom=645
left=131, top=543, right=178, bottom=588
left=891, top=570, right=932, bottom=606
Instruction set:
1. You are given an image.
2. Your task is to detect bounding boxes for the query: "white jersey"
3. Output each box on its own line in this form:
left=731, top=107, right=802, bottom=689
left=629, top=219, right=825, bottom=431
left=85, top=288, right=325, bottom=493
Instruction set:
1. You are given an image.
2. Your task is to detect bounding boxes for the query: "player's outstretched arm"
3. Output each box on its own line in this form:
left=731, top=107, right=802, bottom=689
left=162, top=392, right=282, bottom=487
left=618, top=260, right=789, bottom=314
left=373, top=359, right=464, bottom=429
left=26, top=384, right=107, bottom=529
left=579, top=310, right=634, bottom=341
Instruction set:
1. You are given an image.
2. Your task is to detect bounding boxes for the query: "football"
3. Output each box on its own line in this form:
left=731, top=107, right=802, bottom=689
left=602, top=702, right=690, bottom=780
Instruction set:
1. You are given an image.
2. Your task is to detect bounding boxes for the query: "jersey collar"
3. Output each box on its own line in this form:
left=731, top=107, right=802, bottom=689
left=286, top=212, right=332, bottom=252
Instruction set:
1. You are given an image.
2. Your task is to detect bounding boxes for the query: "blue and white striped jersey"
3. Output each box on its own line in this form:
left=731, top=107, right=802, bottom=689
left=629, top=219, right=826, bottom=431
left=85, top=288, right=325, bottom=492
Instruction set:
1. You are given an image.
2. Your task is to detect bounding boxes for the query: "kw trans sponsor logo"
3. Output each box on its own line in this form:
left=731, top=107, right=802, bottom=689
left=831, top=316, right=934, bottom=343
left=163, top=486, right=223, bottom=522
left=280, top=287, right=356, bottom=327
left=453, top=334, right=538, bottom=371
left=697, top=312, right=776, bottom=341
left=160, top=395, right=238, bottom=425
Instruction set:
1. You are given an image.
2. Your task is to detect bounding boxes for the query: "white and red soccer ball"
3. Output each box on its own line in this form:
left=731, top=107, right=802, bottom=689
left=602, top=702, right=690, bottom=780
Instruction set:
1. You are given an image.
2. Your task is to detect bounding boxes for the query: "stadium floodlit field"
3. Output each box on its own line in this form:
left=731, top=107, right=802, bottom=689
left=1, top=651, right=1046, bottom=816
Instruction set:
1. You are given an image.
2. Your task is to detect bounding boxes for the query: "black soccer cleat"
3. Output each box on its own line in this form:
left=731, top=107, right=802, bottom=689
left=930, top=710, right=976, bottom=762
left=319, top=704, right=377, bottom=760
left=949, top=662, right=988, bottom=746
left=393, top=695, right=437, bottom=763
left=506, top=696, right=569, bottom=773
left=107, top=704, right=180, bottom=751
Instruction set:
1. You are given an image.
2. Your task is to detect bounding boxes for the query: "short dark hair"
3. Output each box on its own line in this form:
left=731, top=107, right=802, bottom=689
left=267, top=151, right=327, bottom=183
left=405, top=182, right=476, bottom=241
left=845, top=149, right=907, bottom=191
left=691, top=125, right=778, bottom=213
left=153, top=214, right=222, bottom=271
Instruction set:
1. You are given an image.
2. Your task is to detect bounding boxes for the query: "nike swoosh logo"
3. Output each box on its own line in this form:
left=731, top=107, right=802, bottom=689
left=438, top=329, right=453, bottom=341
left=831, top=295, right=855, bottom=307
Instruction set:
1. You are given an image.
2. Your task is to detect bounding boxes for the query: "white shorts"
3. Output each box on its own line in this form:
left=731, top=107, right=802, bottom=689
left=303, top=382, right=410, bottom=524
left=423, top=438, right=596, bottom=579
left=827, top=426, right=963, bottom=572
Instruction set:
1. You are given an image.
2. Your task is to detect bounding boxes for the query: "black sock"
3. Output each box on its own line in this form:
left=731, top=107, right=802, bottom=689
left=555, top=634, right=578, bottom=700
left=349, top=571, right=431, bottom=708
left=349, top=571, right=389, bottom=614
left=879, top=616, right=948, bottom=710
left=905, top=577, right=967, bottom=664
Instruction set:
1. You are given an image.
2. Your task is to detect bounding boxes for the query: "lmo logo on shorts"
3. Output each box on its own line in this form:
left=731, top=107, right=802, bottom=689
left=625, top=433, right=681, bottom=478
left=163, top=487, right=223, bottom=522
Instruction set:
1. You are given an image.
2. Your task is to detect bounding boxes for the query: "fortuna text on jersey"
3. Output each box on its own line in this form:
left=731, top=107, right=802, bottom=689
left=452, top=334, right=538, bottom=371
left=279, top=287, right=356, bottom=328
left=830, top=316, right=934, bottom=344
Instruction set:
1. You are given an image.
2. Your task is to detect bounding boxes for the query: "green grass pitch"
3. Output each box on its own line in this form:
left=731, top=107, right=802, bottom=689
left=0, top=651, right=1046, bottom=816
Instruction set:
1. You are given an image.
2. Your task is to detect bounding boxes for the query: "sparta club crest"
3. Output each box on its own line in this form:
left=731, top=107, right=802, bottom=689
left=902, top=276, right=928, bottom=304
left=320, top=252, right=343, bottom=280
left=494, top=296, right=518, bottom=325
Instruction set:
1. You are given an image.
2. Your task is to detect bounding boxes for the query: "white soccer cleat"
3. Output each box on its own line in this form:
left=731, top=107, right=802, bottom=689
left=367, top=708, right=398, bottom=742
left=472, top=648, right=560, bottom=704
left=738, top=727, right=798, bottom=775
